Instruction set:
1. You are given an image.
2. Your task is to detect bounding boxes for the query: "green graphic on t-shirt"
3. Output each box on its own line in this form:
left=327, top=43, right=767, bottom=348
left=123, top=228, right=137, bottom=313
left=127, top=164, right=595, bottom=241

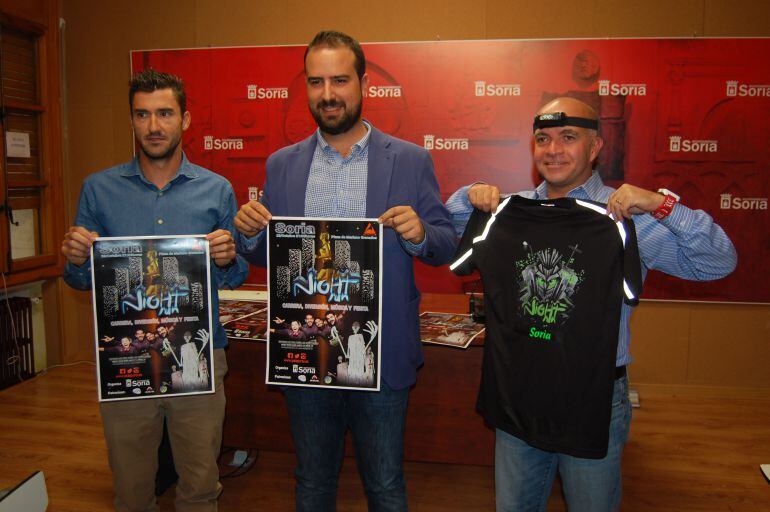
left=517, top=243, right=583, bottom=329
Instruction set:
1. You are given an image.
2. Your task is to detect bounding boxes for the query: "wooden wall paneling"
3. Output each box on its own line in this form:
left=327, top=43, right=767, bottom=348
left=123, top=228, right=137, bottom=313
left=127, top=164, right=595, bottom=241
left=285, top=0, right=486, bottom=43
left=60, top=1, right=115, bottom=111
left=485, top=0, right=703, bottom=39
left=687, top=304, right=770, bottom=387
left=42, top=277, right=62, bottom=365
left=703, top=0, right=770, bottom=36
left=629, top=302, right=692, bottom=385
left=194, top=0, right=289, bottom=47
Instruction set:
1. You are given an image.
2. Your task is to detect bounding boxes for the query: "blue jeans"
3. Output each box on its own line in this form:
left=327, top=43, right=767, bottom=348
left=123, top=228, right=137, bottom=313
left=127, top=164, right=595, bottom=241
left=283, top=382, right=410, bottom=512
left=495, top=375, right=631, bottom=512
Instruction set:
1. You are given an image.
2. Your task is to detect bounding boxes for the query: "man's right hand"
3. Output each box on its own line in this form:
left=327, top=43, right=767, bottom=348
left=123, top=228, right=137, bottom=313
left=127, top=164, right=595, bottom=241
left=234, top=200, right=272, bottom=237
left=468, top=183, right=501, bottom=212
left=61, top=226, right=98, bottom=266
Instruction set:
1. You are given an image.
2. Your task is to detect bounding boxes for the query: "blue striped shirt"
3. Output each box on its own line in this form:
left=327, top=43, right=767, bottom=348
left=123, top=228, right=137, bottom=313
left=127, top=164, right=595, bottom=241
left=445, top=172, right=737, bottom=366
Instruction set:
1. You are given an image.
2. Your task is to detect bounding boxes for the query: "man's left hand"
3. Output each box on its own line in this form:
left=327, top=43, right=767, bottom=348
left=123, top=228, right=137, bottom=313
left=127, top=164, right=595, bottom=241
left=607, top=184, right=666, bottom=219
left=206, top=229, right=236, bottom=267
left=379, top=206, right=425, bottom=244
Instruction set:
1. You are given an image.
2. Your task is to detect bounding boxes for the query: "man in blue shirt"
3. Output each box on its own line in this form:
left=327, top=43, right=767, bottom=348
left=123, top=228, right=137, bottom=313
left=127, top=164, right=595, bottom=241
left=61, top=69, right=248, bottom=512
left=446, top=96, right=737, bottom=512
left=234, top=31, right=456, bottom=511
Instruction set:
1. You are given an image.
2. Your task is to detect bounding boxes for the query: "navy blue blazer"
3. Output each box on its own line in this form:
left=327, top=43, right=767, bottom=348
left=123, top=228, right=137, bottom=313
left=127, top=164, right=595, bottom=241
left=241, top=126, right=457, bottom=389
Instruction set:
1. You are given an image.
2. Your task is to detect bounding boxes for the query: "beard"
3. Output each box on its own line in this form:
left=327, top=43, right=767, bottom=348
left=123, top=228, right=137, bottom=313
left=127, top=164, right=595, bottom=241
left=310, top=98, right=362, bottom=135
left=138, top=131, right=182, bottom=161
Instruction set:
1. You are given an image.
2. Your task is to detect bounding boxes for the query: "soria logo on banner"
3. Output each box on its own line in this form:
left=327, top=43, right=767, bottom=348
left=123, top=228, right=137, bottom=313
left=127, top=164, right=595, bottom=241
left=424, top=135, right=469, bottom=151
left=474, top=81, right=521, bottom=97
left=247, top=84, right=288, bottom=100
left=203, top=135, right=244, bottom=151
left=720, top=193, right=768, bottom=210
left=668, top=135, right=718, bottom=153
left=367, top=85, right=402, bottom=98
left=598, top=80, right=647, bottom=96
left=725, top=81, right=770, bottom=97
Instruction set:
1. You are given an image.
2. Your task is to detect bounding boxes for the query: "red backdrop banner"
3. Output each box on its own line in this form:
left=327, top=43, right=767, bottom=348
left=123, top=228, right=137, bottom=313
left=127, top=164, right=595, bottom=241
left=131, top=38, right=769, bottom=303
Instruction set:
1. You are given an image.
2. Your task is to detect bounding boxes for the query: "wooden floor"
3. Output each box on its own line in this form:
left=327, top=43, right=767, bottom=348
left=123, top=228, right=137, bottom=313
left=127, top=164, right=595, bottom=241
left=1, top=364, right=769, bottom=511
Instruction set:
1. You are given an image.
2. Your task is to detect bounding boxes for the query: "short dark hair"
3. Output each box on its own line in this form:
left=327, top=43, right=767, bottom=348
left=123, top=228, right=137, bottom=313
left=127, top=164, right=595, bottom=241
left=129, top=69, right=186, bottom=113
left=304, top=30, right=366, bottom=80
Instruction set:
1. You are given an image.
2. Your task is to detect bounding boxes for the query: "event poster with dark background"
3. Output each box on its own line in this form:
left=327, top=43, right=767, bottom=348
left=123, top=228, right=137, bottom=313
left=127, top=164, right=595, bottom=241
left=267, top=218, right=382, bottom=390
left=91, top=236, right=214, bottom=401
left=132, top=38, right=770, bottom=303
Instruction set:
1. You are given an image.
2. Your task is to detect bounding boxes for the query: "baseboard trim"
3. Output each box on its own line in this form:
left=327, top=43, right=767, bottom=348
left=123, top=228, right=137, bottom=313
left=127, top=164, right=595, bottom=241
left=630, top=382, right=770, bottom=400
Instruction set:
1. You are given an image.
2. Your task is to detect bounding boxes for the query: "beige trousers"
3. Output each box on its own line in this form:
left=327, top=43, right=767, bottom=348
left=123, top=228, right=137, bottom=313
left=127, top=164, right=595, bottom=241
left=100, top=348, right=228, bottom=512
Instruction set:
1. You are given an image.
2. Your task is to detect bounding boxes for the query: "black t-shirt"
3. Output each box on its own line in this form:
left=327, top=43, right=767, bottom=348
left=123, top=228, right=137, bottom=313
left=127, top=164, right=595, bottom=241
left=451, top=195, right=642, bottom=458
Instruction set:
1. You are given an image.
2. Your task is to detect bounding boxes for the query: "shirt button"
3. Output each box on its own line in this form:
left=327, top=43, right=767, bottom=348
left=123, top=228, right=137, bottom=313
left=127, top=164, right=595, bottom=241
left=157, top=219, right=164, bottom=225
left=158, top=192, right=164, bottom=197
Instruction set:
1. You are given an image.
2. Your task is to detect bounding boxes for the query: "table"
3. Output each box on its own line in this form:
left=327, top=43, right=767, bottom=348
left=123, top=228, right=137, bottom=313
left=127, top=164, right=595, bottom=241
left=222, top=293, right=495, bottom=466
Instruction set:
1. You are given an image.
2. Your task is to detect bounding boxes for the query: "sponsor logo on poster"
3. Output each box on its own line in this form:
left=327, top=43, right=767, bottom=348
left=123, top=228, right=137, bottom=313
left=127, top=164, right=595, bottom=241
left=204, top=135, right=244, bottom=151
left=598, top=80, right=647, bottom=96
left=424, top=135, right=469, bottom=151
left=474, top=81, right=521, bottom=97
left=363, top=223, right=377, bottom=236
left=367, top=85, right=402, bottom=98
left=669, top=135, right=718, bottom=153
left=726, top=80, right=770, bottom=97
left=125, top=378, right=151, bottom=388
left=720, top=193, right=768, bottom=210
left=292, top=365, right=316, bottom=374
left=247, top=84, right=289, bottom=100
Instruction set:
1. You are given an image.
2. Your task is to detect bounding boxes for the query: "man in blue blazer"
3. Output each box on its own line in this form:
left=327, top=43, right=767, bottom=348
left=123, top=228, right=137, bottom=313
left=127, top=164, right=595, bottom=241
left=235, top=31, right=456, bottom=511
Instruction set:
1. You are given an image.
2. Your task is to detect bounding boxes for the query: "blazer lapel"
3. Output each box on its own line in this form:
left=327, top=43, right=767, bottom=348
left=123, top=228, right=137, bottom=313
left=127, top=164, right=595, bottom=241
left=366, top=127, right=394, bottom=218
left=284, top=135, right=316, bottom=217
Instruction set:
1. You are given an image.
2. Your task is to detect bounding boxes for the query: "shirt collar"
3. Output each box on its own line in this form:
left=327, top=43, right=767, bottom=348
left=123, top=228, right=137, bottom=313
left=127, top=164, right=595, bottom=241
left=534, top=171, right=603, bottom=200
left=315, top=120, right=372, bottom=158
left=120, top=152, right=199, bottom=181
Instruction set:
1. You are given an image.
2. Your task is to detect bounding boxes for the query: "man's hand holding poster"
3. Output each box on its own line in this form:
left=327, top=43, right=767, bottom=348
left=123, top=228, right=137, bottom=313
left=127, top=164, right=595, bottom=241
left=91, top=236, right=214, bottom=401
left=267, top=218, right=382, bottom=390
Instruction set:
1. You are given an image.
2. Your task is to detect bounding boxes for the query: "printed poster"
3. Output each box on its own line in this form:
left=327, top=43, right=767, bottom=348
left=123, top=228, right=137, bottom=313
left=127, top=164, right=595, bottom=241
left=220, top=298, right=268, bottom=341
left=219, top=298, right=267, bottom=323
left=420, top=311, right=485, bottom=349
left=267, top=217, right=382, bottom=390
left=91, top=236, right=214, bottom=401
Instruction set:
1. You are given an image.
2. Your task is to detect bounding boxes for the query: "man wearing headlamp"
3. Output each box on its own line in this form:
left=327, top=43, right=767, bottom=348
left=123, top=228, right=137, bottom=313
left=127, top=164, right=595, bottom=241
left=446, top=97, right=737, bottom=511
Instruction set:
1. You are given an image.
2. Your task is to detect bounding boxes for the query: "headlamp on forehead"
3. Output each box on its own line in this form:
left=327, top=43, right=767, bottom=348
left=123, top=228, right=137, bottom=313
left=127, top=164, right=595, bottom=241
left=533, top=112, right=599, bottom=132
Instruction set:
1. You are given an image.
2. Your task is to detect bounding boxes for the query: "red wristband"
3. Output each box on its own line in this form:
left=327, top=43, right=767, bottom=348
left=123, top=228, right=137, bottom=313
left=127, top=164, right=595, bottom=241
left=651, top=194, right=677, bottom=220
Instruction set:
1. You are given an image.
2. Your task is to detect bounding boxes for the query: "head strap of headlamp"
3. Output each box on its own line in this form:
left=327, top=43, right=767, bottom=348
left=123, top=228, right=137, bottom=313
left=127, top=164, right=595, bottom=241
left=533, top=111, right=599, bottom=132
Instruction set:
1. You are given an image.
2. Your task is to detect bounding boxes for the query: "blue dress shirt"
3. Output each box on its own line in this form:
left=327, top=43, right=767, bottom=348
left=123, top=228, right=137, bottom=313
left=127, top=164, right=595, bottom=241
left=63, top=153, right=249, bottom=348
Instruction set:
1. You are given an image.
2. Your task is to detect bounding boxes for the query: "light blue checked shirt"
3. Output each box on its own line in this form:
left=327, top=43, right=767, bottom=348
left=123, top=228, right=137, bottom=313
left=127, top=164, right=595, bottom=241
left=305, top=124, right=371, bottom=218
left=306, top=122, right=425, bottom=254
left=445, top=172, right=737, bottom=366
